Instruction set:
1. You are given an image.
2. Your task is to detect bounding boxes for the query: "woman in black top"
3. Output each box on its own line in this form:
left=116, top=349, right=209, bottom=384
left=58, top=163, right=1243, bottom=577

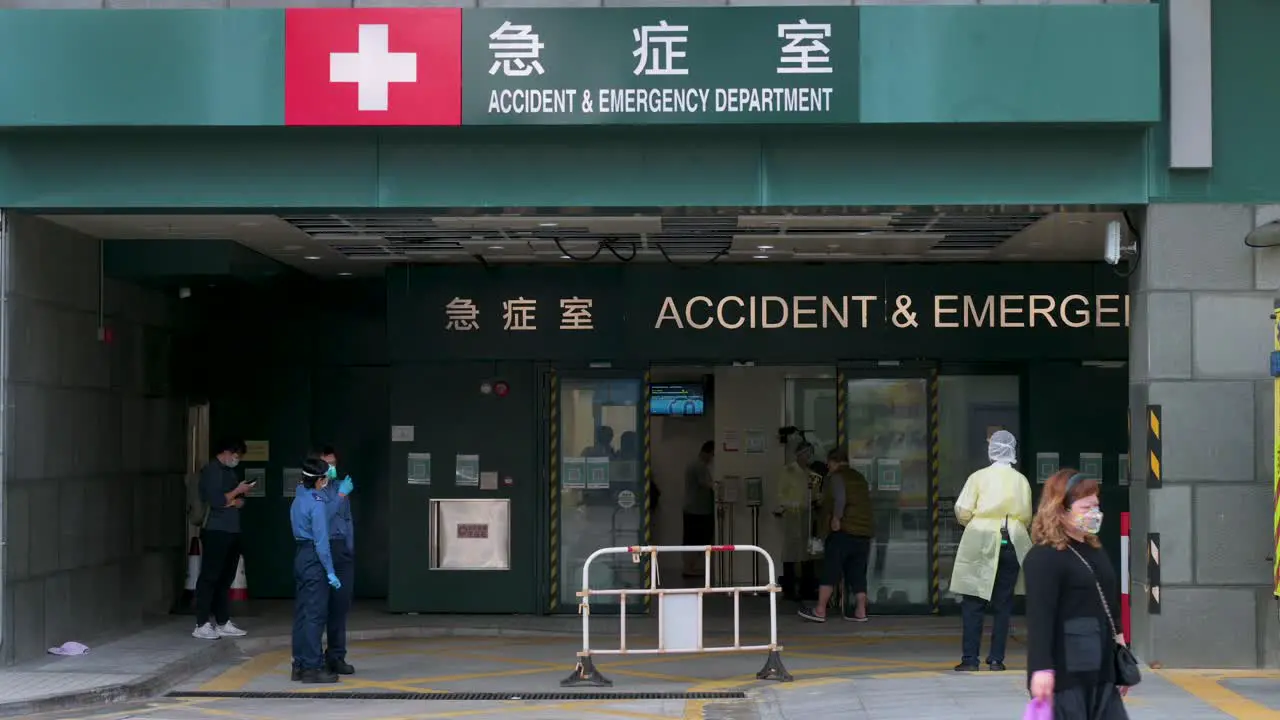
left=1023, top=469, right=1130, bottom=720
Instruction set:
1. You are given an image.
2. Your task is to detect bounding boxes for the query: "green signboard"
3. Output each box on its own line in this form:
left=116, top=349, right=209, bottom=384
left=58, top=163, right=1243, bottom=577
left=461, top=8, right=858, bottom=126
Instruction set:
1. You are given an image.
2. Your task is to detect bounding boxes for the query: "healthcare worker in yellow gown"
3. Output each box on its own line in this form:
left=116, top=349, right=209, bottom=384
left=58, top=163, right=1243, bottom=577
left=775, top=437, right=821, bottom=601
left=949, top=430, right=1033, bottom=672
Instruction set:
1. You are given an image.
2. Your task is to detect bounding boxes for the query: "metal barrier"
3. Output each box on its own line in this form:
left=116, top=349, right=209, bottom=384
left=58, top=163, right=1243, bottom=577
left=561, top=544, right=792, bottom=687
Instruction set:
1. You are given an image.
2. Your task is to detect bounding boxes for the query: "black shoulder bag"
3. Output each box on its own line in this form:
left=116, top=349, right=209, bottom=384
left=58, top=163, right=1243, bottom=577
left=1066, top=545, right=1142, bottom=687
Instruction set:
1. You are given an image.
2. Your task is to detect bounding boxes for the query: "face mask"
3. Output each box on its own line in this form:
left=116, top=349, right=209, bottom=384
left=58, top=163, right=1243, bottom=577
left=326, top=465, right=338, bottom=480
left=226, top=457, right=240, bottom=469
left=1072, top=508, right=1104, bottom=535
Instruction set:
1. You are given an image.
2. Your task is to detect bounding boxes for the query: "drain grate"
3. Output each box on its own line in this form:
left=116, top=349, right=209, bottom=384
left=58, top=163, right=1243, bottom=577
left=167, top=690, right=747, bottom=701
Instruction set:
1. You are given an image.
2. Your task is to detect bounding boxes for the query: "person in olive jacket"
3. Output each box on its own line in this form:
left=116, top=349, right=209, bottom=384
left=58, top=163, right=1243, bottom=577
left=797, top=445, right=874, bottom=623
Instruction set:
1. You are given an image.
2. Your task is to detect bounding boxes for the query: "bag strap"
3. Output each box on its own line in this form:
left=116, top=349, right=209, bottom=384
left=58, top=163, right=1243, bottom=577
left=1065, top=545, right=1121, bottom=641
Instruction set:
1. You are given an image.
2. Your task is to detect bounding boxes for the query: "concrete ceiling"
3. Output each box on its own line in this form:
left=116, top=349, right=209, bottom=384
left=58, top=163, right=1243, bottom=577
left=41, top=209, right=1130, bottom=278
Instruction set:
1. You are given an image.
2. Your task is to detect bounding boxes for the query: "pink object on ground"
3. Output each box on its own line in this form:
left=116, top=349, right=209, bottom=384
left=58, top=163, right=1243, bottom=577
left=1023, top=698, right=1051, bottom=720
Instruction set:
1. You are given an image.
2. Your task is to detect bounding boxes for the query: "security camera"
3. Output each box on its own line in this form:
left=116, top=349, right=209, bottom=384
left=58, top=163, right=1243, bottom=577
left=1103, top=220, right=1136, bottom=266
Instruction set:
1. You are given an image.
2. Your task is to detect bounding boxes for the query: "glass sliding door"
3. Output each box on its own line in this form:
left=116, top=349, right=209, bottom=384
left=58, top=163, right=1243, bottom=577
left=556, top=374, right=646, bottom=611
left=842, top=372, right=933, bottom=612
left=936, top=374, right=1021, bottom=610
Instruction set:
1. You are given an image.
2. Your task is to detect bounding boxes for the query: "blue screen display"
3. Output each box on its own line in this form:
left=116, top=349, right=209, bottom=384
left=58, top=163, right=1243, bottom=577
left=650, top=383, right=706, bottom=416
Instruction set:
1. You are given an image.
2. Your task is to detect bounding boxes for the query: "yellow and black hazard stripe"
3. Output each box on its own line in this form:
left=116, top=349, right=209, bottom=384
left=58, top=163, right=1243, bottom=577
left=548, top=371, right=560, bottom=611
left=1147, top=532, right=1161, bottom=615
left=643, top=369, right=653, bottom=613
left=1146, top=404, right=1162, bottom=489
left=929, top=370, right=941, bottom=614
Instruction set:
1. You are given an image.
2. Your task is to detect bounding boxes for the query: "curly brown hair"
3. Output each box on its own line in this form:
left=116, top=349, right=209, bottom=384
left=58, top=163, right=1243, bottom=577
left=1031, top=468, right=1101, bottom=550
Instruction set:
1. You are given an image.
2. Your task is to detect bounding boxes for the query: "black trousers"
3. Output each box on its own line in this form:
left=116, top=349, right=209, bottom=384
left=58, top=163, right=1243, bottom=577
left=960, top=542, right=1020, bottom=664
left=823, top=532, right=872, bottom=595
left=326, top=540, right=355, bottom=662
left=1053, top=684, right=1130, bottom=720
left=195, top=529, right=241, bottom=627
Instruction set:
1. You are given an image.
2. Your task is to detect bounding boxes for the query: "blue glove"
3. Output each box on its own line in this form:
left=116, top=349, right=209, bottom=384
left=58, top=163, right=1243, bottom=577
left=338, top=476, right=354, bottom=496
left=328, top=572, right=341, bottom=589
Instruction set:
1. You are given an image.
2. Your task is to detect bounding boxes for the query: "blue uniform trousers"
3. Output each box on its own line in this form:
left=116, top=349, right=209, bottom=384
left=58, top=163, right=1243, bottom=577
left=326, top=539, right=354, bottom=663
left=292, top=541, right=329, bottom=670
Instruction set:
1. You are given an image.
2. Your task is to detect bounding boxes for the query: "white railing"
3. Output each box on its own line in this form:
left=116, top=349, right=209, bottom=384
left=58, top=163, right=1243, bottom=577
left=560, top=544, right=792, bottom=687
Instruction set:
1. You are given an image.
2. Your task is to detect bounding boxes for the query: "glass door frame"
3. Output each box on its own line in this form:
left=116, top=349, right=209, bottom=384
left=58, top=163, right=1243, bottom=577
left=543, top=364, right=652, bottom=616
left=837, top=361, right=938, bottom=615
left=933, top=362, right=1029, bottom=617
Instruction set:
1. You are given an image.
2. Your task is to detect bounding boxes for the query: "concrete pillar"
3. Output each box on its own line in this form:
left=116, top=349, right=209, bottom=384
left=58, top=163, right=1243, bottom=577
left=1128, top=204, right=1279, bottom=668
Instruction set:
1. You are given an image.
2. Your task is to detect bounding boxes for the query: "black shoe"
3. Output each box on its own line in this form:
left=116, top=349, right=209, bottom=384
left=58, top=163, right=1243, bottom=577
left=291, top=665, right=302, bottom=681
left=300, top=668, right=339, bottom=684
left=954, top=662, right=980, bottom=672
left=987, top=661, right=1007, bottom=672
left=328, top=659, right=355, bottom=675
left=797, top=606, right=826, bottom=623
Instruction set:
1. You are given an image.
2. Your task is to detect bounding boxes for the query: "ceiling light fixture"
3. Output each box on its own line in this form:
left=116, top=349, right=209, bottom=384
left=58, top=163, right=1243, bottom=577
left=338, top=272, right=352, bottom=276
left=757, top=244, right=774, bottom=250
left=304, top=255, right=321, bottom=260
left=560, top=254, right=571, bottom=259
left=753, top=254, right=769, bottom=260
left=488, top=245, right=504, bottom=250
left=540, top=222, right=559, bottom=228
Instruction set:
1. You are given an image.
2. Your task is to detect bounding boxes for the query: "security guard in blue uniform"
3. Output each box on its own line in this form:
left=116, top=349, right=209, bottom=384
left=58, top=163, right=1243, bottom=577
left=290, top=457, right=342, bottom=684
left=319, top=445, right=355, bottom=675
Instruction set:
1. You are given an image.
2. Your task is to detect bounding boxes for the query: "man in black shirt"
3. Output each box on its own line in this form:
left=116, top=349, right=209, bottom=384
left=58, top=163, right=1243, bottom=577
left=192, top=439, right=252, bottom=640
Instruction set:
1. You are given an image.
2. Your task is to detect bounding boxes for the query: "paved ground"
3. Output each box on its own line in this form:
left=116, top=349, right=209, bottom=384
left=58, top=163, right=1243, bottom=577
left=16, top=604, right=1280, bottom=720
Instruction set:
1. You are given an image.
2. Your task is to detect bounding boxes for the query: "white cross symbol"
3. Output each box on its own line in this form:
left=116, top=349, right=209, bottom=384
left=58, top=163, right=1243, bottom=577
left=329, top=24, right=417, bottom=112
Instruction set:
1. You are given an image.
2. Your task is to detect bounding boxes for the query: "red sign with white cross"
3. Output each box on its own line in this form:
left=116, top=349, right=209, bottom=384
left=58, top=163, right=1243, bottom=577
left=284, top=8, right=462, bottom=126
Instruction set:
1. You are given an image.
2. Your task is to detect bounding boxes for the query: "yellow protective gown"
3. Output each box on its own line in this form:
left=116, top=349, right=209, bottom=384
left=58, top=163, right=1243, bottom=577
left=948, top=463, right=1034, bottom=601
left=775, top=461, right=813, bottom=563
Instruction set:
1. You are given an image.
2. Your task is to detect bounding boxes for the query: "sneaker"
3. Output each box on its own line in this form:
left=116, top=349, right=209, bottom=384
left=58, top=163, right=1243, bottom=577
left=842, top=613, right=869, bottom=623
left=987, top=661, right=1007, bottom=672
left=216, top=621, right=247, bottom=638
left=191, top=623, right=219, bottom=640
left=797, top=606, right=827, bottom=623
left=954, top=662, right=980, bottom=672
left=291, top=664, right=302, bottom=682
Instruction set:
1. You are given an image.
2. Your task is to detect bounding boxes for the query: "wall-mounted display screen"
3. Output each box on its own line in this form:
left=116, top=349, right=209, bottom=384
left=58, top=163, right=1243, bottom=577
left=650, top=383, right=706, bottom=416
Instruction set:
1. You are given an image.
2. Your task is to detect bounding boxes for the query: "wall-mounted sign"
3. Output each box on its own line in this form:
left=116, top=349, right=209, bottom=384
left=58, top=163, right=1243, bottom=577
left=463, top=8, right=856, bottom=126
left=1036, top=452, right=1060, bottom=484
left=653, top=293, right=1130, bottom=331
left=244, top=467, right=266, bottom=498
left=393, top=265, right=1130, bottom=364
left=586, top=457, right=611, bottom=489
left=408, top=452, right=432, bottom=485
left=242, top=441, right=269, bottom=463
left=282, top=468, right=300, bottom=498
left=457, top=523, right=490, bottom=539
left=455, top=454, right=480, bottom=487
left=1079, top=452, right=1104, bottom=482
left=392, top=425, right=416, bottom=443
left=562, top=457, right=586, bottom=489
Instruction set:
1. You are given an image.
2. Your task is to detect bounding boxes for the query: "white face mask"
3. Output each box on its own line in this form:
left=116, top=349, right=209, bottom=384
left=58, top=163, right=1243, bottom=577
left=225, top=457, right=240, bottom=469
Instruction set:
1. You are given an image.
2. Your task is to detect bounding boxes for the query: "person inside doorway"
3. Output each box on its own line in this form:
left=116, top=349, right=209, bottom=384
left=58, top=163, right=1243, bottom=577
left=776, top=437, right=821, bottom=601
left=291, top=458, right=343, bottom=684
left=682, top=440, right=716, bottom=577
left=582, top=425, right=617, bottom=458
left=798, top=446, right=874, bottom=623
left=620, top=431, right=659, bottom=510
left=192, top=439, right=252, bottom=641
left=950, top=429, right=1033, bottom=672
left=319, top=446, right=356, bottom=676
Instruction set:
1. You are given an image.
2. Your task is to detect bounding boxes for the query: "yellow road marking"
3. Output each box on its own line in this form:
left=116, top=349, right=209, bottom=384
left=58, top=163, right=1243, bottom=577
left=1157, top=671, right=1280, bottom=720
left=366, top=700, right=619, bottom=720
left=198, top=649, right=292, bottom=692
